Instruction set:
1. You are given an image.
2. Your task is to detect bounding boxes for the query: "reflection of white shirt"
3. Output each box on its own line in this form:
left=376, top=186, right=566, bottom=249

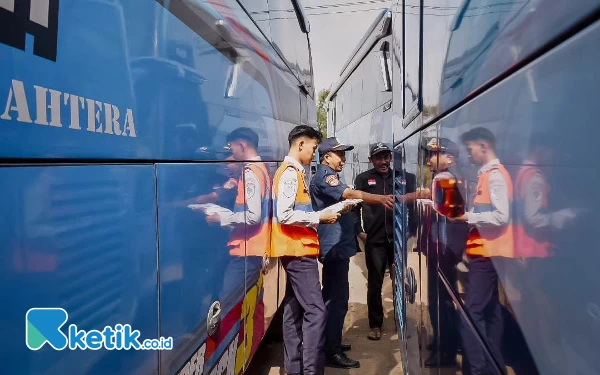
left=218, top=156, right=263, bottom=228
left=276, top=156, right=320, bottom=228
left=520, top=161, right=574, bottom=230
left=520, top=161, right=551, bottom=229
left=467, top=158, right=510, bottom=227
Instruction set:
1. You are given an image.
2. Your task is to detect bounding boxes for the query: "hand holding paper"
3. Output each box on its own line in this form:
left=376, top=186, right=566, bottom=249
left=187, top=203, right=232, bottom=216
left=323, top=199, right=362, bottom=215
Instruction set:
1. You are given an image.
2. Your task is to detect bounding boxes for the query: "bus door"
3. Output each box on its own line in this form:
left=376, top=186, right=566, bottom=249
left=394, top=131, right=423, bottom=374
left=392, top=0, right=424, bottom=372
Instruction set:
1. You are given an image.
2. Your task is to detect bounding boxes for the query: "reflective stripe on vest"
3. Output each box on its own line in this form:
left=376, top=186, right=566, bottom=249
left=513, top=165, right=551, bottom=258
left=228, top=162, right=272, bottom=257
left=270, top=162, right=319, bottom=257
left=467, top=163, right=515, bottom=258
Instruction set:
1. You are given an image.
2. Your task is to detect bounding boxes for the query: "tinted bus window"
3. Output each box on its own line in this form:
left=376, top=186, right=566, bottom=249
left=404, top=0, right=421, bottom=123
left=361, top=52, right=378, bottom=115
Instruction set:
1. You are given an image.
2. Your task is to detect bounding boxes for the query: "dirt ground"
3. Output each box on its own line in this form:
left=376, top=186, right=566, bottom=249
left=245, top=250, right=403, bottom=375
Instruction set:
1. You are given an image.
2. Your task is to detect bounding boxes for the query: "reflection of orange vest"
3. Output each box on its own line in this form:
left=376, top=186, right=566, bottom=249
left=514, top=165, right=551, bottom=258
left=466, top=163, right=514, bottom=258
left=270, top=162, right=319, bottom=258
left=228, top=163, right=272, bottom=257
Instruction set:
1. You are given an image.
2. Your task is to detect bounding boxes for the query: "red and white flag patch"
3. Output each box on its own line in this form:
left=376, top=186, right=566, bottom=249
left=326, top=175, right=340, bottom=187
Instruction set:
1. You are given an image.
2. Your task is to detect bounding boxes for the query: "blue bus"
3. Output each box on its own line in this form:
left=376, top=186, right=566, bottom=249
left=328, top=1, right=600, bottom=374
left=0, top=0, right=316, bottom=374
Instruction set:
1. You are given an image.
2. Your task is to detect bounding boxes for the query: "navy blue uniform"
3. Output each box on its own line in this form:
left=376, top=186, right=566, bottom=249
left=309, top=164, right=357, bottom=356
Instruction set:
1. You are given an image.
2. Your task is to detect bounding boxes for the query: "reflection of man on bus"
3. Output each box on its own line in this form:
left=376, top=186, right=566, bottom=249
left=423, top=138, right=467, bottom=368
left=176, top=155, right=239, bottom=209
left=204, top=127, right=272, bottom=373
left=452, top=127, right=511, bottom=375
left=514, top=135, right=575, bottom=268
left=513, top=134, right=575, bottom=373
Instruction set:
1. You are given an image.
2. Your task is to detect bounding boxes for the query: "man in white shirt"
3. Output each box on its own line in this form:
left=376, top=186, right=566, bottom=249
left=271, top=125, right=339, bottom=375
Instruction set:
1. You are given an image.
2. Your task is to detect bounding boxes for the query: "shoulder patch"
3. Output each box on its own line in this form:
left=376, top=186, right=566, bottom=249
left=246, top=181, right=256, bottom=199
left=282, top=179, right=297, bottom=198
left=490, top=184, right=505, bottom=201
left=326, top=174, right=340, bottom=187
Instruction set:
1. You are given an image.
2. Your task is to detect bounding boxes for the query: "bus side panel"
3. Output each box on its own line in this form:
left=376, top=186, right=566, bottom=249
left=432, top=19, right=600, bottom=375
left=156, top=163, right=242, bottom=375
left=241, top=161, right=278, bottom=371
left=0, top=0, right=294, bottom=162
left=0, top=0, right=148, bottom=159
left=0, top=165, right=158, bottom=375
left=395, top=130, right=423, bottom=374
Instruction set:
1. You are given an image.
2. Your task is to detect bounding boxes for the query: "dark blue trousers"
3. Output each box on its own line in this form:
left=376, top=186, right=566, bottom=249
left=460, top=256, right=505, bottom=375
left=281, top=256, right=326, bottom=375
left=321, top=257, right=350, bottom=356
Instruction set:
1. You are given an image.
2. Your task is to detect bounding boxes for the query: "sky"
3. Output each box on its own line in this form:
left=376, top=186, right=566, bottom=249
left=303, top=0, right=391, bottom=95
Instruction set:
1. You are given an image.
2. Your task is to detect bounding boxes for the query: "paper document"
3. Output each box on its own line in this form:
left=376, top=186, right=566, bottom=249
left=187, top=204, right=232, bottom=216
left=417, top=199, right=434, bottom=206
left=324, top=199, right=363, bottom=214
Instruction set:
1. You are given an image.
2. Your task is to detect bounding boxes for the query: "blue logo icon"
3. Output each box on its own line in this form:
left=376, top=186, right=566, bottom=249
left=25, top=307, right=173, bottom=351
left=26, top=308, right=69, bottom=350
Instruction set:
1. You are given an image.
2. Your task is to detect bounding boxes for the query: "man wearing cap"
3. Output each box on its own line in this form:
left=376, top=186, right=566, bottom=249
left=309, top=137, right=395, bottom=369
left=353, top=142, right=404, bottom=340
left=202, top=127, right=273, bottom=373
left=205, top=127, right=269, bottom=231
left=422, top=137, right=467, bottom=367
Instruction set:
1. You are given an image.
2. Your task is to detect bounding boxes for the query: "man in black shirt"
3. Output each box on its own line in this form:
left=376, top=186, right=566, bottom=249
left=353, top=142, right=400, bottom=340
left=310, top=137, right=394, bottom=368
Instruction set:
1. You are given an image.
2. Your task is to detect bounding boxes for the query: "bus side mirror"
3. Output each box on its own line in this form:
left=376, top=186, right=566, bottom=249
left=431, top=172, right=465, bottom=218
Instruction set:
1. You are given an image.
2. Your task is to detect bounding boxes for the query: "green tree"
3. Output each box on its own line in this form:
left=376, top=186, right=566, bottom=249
left=317, top=88, right=330, bottom=137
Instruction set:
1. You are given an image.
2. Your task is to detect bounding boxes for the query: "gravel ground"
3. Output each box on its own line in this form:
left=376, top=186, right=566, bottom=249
left=245, top=249, right=403, bottom=375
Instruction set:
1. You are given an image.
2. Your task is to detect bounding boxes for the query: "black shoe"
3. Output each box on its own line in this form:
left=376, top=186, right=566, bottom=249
left=326, top=353, right=361, bottom=369
left=341, top=344, right=352, bottom=352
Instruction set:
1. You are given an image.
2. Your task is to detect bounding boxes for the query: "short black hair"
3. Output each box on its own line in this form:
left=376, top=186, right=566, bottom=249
left=528, top=132, right=553, bottom=151
left=460, top=127, right=496, bottom=149
left=288, top=125, right=322, bottom=147
left=226, top=127, right=259, bottom=149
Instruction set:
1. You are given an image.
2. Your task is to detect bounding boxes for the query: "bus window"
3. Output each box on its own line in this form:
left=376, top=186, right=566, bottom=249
left=238, top=0, right=272, bottom=40
left=361, top=52, right=378, bottom=116
left=350, top=65, right=364, bottom=124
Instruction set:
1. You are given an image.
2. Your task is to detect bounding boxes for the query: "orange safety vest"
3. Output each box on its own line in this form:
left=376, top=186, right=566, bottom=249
left=228, top=162, right=272, bottom=257
left=270, top=161, right=320, bottom=257
left=466, top=163, right=515, bottom=258
left=513, top=165, right=552, bottom=258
